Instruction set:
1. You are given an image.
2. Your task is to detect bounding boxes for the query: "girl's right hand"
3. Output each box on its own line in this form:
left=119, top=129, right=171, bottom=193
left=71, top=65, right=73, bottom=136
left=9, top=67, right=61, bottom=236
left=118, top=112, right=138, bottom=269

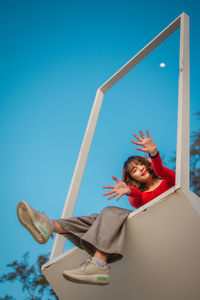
left=102, top=176, right=131, bottom=201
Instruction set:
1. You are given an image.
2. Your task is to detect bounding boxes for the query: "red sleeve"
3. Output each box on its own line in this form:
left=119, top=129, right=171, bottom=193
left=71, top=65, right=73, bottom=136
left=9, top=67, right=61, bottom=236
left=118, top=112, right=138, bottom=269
left=128, top=186, right=142, bottom=209
left=151, top=153, right=175, bottom=186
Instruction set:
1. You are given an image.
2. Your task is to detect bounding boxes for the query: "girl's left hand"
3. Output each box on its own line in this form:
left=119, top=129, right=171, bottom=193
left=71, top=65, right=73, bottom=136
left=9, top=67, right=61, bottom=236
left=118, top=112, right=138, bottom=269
left=131, top=130, right=158, bottom=156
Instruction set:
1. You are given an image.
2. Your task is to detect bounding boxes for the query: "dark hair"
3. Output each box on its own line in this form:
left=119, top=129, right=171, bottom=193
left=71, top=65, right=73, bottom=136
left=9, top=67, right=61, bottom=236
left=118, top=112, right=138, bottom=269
left=122, top=156, right=160, bottom=192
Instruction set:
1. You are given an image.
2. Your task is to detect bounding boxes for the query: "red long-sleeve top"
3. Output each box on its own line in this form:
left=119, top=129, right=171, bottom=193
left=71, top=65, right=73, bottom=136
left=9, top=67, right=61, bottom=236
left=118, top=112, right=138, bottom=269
left=128, top=153, right=175, bottom=209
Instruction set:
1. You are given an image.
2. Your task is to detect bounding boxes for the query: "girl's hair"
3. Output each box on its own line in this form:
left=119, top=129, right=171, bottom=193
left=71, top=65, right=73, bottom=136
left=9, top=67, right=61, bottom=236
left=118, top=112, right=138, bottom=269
left=122, top=156, right=160, bottom=192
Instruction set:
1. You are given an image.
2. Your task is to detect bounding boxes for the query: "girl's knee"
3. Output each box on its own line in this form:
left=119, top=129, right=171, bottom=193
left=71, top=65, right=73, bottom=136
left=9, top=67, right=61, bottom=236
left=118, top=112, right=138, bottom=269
left=100, top=206, right=117, bottom=214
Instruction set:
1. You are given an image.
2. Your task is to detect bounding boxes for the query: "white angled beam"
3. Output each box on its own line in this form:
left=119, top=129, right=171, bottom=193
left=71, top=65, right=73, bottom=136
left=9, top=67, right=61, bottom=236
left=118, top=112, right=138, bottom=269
left=50, top=89, right=104, bottom=259
left=99, top=15, right=180, bottom=93
left=176, top=13, right=190, bottom=190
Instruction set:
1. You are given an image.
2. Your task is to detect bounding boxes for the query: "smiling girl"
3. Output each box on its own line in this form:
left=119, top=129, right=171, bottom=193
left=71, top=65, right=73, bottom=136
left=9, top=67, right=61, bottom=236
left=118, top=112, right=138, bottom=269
left=103, top=130, right=175, bottom=209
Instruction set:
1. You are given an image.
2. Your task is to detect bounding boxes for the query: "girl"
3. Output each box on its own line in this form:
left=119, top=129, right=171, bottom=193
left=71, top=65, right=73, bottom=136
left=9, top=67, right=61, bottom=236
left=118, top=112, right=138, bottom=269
left=17, top=130, right=175, bottom=286
left=103, top=130, right=175, bottom=208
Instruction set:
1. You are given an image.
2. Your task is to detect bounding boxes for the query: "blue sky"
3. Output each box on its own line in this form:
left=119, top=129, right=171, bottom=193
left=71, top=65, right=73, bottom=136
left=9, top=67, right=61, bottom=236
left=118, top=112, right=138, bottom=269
left=0, top=0, right=199, bottom=298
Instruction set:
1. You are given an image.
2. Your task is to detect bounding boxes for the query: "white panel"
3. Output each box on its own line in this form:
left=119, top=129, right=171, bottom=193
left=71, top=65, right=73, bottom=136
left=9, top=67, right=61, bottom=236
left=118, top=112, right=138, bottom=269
left=43, top=189, right=200, bottom=300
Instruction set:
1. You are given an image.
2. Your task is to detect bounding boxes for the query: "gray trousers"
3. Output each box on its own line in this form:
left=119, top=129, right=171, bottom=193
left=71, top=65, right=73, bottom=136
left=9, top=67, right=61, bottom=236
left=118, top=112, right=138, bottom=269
left=56, top=206, right=132, bottom=263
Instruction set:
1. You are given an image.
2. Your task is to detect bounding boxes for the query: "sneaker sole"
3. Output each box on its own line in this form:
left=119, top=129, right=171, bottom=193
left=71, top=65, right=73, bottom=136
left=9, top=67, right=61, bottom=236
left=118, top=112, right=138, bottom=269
left=62, top=272, right=110, bottom=286
left=17, top=201, right=46, bottom=244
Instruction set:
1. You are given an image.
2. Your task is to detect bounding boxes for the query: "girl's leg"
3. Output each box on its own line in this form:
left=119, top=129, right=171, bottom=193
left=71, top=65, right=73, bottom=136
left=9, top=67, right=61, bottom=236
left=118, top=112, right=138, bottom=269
left=54, top=220, right=108, bottom=263
left=54, top=219, right=110, bottom=285
left=63, top=206, right=131, bottom=285
left=17, top=201, right=109, bottom=264
left=93, top=249, right=108, bottom=262
left=53, top=220, right=69, bottom=234
left=17, top=202, right=119, bottom=285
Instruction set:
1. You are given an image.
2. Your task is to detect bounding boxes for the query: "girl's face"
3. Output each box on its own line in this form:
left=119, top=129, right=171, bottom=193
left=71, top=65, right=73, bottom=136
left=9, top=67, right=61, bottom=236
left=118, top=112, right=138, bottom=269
left=128, top=161, right=152, bottom=183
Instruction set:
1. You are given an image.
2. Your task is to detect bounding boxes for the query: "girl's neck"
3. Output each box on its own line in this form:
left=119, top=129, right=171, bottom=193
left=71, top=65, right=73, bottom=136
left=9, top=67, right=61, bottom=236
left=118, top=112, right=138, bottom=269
left=145, top=178, right=162, bottom=192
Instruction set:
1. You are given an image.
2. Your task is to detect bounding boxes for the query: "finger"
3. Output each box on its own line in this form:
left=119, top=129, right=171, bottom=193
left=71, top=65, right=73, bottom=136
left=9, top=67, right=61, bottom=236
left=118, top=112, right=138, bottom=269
left=112, top=176, right=120, bottom=183
left=131, top=140, right=143, bottom=145
left=136, top=148, right=148, bottom=152
left=102, top=185, right=114, bottom=189
left=103, top=191, right=115, bottom=196
left=116, top=195, right=122, bottom=201
left=146, top=129, right=150, bottom=138
left=139, top=130, right=145, bottom=139
left=132, top=133, right=142, bottom=142
left=108, top=193, right=118, bottom=200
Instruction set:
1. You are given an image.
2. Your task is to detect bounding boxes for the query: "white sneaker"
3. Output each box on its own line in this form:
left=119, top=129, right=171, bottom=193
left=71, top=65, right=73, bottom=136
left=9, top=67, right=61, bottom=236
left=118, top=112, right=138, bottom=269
left=62, top=257, right=110, bottom=285
left=17, top=200, right=53, bottom=244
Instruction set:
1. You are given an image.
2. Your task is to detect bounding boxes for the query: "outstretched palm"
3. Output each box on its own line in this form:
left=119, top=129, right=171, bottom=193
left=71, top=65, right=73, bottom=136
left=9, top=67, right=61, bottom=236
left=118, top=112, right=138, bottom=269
left=131, top=129, right=158, bottom=156
left=102, top=176, right=130, bottom=201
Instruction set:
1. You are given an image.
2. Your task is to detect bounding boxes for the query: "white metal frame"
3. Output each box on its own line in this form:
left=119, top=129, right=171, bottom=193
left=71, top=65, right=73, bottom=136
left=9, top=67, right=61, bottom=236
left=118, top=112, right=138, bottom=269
left=50, top=12, right=190, bottom=259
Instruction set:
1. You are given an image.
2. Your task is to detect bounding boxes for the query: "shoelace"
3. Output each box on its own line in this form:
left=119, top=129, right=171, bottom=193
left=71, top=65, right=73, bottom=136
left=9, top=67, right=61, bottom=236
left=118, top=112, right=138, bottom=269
left=80, top=257, right=95, bottom=271
left=80, top=257, right=111, bottom=271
